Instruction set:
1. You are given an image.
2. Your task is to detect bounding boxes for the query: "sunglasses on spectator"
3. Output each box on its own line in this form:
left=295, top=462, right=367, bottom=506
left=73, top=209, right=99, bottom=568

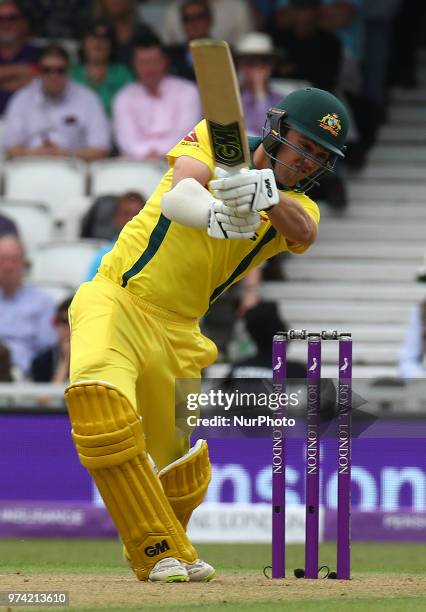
left=182, top=11, right=210, bottom=22
left=0, top=13, right=22, bottom=22
left=40, top=65, right=67, bottom=75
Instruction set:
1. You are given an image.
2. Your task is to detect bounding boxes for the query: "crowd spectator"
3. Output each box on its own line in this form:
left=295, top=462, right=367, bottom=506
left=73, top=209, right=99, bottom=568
left=18, top=0, right=92, bottom=40
left=273, top=1, right=361, bottom=57
left=362, top=1, right=400, bottom=112
left=248, top=0, right=281, bottom=31
left=31, top=296, right=73, bottom=383
left=163, top=0, right=253, bottom=45
left=3, top=44, right=111, bottom=161
left=113, top=35, right=201, bottom=161
left=272, top=2, right=342, bottom=92
left=317, top=1, right=362, bottom=61
left=167, top=0, right=213, bottom=82
left=235, top=32, right=282, bottom=136
left=0, top=211, right=18, bottom=236
left=0, top=234, right=57, bottom=380
left=71, top=19, right=133, bottom=116
left=399, top=299, right=426, bottom=379
left=0, top=0, right=40, bottom=115
left=81, top=190, right=146, bottom=241
left=85, top=191, right=146, bottom=280
left=94, top=0, right=155, bottom=67
left=387, top=0, right=425, bottom=89
left=228, top=301, right=306, bottom=378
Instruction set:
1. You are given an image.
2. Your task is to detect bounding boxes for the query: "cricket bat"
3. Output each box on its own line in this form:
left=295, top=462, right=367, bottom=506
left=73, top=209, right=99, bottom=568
left=190, top=39, right=250, bottom=173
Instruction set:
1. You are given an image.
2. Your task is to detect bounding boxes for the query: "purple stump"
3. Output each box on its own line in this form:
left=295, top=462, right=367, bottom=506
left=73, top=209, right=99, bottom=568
left=337, top=334, right=352, bottom=579
left=271, top=332, right=287, bottom=579
left=305, top=334, right=321, bottom=579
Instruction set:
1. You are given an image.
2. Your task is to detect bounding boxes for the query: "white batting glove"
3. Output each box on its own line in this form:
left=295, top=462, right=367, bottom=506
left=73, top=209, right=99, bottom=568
left=210, top=167, right=280, bottom=214
left=208, top=199, right=261, bottom=239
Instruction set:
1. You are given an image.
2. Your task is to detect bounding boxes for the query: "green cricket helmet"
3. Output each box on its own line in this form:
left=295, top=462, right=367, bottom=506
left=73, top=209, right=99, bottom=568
left=262, top=87, right=349, bottom=192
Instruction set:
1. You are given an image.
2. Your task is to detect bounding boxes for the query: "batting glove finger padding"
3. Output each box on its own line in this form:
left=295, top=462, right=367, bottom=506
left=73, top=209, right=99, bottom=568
left=215, top=211, right=260, bottom=227
left=212, top=200, right=254, bottom=218
left=208, top=208, right=260, bottom=239
left=210, top=167, right=279, bottom=212
left=213, top=183, right=256, bottom=200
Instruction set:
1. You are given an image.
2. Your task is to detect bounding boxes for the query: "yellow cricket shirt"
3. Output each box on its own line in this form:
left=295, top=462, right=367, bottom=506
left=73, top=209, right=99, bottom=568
left=98, top=120, right=320, bottom=319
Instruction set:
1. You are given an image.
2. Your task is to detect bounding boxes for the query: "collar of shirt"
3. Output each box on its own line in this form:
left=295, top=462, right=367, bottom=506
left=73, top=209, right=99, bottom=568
left=33, top=78, right=73, bottom=107
left=0, top=285, right=23, bottom=301
left=136, top=76, right=168, bottom=99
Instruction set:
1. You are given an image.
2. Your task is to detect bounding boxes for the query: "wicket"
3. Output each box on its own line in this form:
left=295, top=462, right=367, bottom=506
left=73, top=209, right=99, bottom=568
left=271, top=329, right=352, bottom=580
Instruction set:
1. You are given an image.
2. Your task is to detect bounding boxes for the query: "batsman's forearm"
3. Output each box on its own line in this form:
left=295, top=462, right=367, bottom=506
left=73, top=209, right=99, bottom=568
left=267, top=194, right=317, bottom=245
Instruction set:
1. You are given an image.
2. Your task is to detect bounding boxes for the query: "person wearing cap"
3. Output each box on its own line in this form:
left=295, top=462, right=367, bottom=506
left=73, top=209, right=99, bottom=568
left=65, top=86, right=349, bottom=583
left=71, top=19, right=133, bottom=116
left=236, top=32, right=283, bottom=137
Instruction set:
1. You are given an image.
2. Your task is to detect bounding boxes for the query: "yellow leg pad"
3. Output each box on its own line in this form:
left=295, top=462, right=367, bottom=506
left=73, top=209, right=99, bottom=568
left=65, top=382, right=197, bottom=580
left=159, top=439, right=211, bottom=530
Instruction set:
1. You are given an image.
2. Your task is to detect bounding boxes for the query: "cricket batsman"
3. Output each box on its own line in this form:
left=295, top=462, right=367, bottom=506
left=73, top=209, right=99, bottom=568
left=65, top=87, right=349, bottom=583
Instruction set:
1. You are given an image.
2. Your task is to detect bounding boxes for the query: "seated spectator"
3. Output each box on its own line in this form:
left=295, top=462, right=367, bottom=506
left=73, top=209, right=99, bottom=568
left=272, top=1, right=342, bottom=92
left=399, top=300, right=426, bottom=379
left=163, top=0, right=253, bottom=45
left=113, top=35, right=201, bottom=161
left=228, top=301, right=306, bottom=378
left=0, top=234, right=57, bottom=380
left=248, top=0, right=281, bottom=30
left=71, top=19, right=133, bottom=116
left=274, top=0, right=361, bottom=61
left=270, top=2, right=348, bottom=210
left=31, top=296, right=73, bottom=383
left=18, top=1, right=92, bottom=39
left=0, top=0, right=40, bottom=115
left=3, top=44, right=111, bottom=161
left=0, top=211, right=18, bottom=236
left=167, top=0, right=213, bottom=82
left=84, top=191, right=145, bottom=280
left=94, top=0, right=155, bottom=67
left=235, top=32, right=282, bottom=136
left=81, top=195, right=119, bottom=241
left=317, top=0, right=362, bottom=62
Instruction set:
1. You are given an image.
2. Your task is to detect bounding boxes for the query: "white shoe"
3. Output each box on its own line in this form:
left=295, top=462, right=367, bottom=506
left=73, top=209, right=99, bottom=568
left=148, top=557, right=189, bottom=583
left=184, top=558, right=216, bottom=582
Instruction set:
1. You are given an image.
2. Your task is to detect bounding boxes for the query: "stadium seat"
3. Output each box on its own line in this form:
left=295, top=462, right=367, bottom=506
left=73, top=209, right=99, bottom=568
left=28, top=240, right=105, bottom=289
left=89, top=158, right=165, bottom=199
left=51, top=195, right=92, bottom=240
left=30, top=280, right=75, bottom=305
left=2, top=156, right=87, bottom=216
left=0, top=199, right=52, bottom=251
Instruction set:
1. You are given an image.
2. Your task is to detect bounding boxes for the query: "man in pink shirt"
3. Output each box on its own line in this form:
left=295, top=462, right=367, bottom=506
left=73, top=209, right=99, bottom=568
left=113, top=35, right=201, bottom=161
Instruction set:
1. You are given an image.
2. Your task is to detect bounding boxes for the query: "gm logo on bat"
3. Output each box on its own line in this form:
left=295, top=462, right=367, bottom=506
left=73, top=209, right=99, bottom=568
left=209, top=120, right=245, bottom=166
